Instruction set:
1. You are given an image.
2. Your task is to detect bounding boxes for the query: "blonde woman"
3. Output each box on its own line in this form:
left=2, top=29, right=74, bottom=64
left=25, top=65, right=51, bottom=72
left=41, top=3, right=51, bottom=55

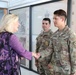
left=0, top=14, right=39, bottom=75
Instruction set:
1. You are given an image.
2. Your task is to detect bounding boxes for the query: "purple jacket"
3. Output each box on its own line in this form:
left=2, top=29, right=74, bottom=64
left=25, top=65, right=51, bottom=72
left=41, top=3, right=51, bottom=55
left=9, top=34, right=32, bottom=60
left=0, top=32, right=32, bottom=75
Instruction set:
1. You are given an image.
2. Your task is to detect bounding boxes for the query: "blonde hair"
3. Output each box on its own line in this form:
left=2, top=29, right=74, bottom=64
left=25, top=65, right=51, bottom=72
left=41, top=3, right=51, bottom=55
left=0, top=14, right=19, bottom=33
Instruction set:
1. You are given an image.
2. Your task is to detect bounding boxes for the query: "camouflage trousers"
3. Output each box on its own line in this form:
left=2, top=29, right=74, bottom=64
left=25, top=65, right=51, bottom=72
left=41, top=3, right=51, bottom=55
left=37, top=64, right=51, bottom=75
left=37, top=64, right=71, bottom=75
left=49, top=71, right=71, bottom=75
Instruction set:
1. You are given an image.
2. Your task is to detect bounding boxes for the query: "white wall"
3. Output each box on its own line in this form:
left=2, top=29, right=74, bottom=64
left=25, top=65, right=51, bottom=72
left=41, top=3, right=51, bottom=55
left=0, top=1, right=8, bottom=8
left=70, top=0, right=76, bottom=33
left=9, top=0, right=51, bottom=9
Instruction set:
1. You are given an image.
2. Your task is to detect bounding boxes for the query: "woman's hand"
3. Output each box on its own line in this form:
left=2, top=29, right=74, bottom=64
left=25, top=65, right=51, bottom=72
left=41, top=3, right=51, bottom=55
left=32, top=52, right=40, bottom=59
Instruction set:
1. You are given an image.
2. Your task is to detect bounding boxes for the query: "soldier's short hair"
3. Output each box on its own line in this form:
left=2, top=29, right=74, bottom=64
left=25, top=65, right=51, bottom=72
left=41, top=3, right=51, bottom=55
left=43, top=18, right=51, bottom=24
left=54, top=9, right=67, bottom=20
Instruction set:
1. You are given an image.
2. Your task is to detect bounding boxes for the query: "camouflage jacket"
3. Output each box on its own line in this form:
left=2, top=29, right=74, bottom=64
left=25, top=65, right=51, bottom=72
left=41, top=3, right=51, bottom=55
left=39, top=26, right=76, bottom=74
left=36, top=29, right=53, bottom=53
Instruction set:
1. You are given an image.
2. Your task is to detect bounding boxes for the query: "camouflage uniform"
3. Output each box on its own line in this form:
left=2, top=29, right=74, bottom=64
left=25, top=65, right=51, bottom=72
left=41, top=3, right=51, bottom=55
left=39, top=26, right=76, bottom=75
left=36, top=29, right=53, bottom=75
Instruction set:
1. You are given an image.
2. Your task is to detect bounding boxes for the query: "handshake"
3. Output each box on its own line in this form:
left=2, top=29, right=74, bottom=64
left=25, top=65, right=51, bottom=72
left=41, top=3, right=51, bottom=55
left=32, top=52, right=40, bottom=59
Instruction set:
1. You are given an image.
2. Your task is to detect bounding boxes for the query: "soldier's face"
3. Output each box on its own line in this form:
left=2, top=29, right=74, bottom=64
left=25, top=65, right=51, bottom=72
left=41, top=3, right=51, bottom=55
left=53, top=15, right=63, bottom=28
left=42, top=20, right=50, bottom=32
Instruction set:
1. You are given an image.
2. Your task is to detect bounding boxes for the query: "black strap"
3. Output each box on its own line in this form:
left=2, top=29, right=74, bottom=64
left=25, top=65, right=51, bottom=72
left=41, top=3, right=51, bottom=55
left=7, top=33, right=21, bottom=75
left=67, top=40, right=72, bottom=74
left=18, top=58, right=21, bottom=75
left=7, top=33, right=15, bottom=75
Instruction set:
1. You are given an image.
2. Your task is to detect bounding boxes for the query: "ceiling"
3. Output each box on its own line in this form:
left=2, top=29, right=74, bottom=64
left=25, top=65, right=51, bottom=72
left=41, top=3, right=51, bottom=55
left=2, top=0, right=8, bottom=1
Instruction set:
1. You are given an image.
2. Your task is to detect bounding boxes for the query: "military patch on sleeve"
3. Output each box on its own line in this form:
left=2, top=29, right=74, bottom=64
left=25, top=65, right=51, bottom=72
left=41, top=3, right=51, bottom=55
left=45, top=41, right=49, bottom=46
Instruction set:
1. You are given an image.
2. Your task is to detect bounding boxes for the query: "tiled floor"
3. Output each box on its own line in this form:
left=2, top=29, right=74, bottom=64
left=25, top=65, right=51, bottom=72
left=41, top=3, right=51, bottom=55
left=21, top=67, right=39, bottom=75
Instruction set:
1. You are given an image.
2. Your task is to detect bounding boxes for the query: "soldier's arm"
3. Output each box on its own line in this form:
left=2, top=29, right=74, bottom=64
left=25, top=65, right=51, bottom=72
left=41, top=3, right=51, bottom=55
left=35, top=38, right=40, bottom=53
left=38, top=40, right=53, bottom=64
left=35, top=38, right=39, bottom=64
left=69, top=31, right=76, bottom=74
left=35, top=34, right=42, bottom=53
left=35, top=35, right=42, bottom=66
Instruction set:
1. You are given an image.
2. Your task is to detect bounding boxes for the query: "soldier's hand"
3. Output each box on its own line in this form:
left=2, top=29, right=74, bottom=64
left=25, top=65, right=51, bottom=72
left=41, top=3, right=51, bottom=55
left=71, top=72, right=76, bottom=75
left=48, top=64, right=51, bottom=69
left=73, top=72, right=76, bottom=75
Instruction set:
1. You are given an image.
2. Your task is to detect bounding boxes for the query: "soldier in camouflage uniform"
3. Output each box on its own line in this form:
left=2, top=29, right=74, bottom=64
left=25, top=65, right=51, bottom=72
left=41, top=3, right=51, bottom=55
left=38, top=9, right=76, bottom=75
left=35, top=18, right=53, bottom=75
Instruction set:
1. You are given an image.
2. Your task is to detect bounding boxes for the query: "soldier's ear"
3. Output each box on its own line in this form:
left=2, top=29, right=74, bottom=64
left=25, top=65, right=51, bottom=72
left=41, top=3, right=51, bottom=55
left=61, top=16, right=65, bottom=22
